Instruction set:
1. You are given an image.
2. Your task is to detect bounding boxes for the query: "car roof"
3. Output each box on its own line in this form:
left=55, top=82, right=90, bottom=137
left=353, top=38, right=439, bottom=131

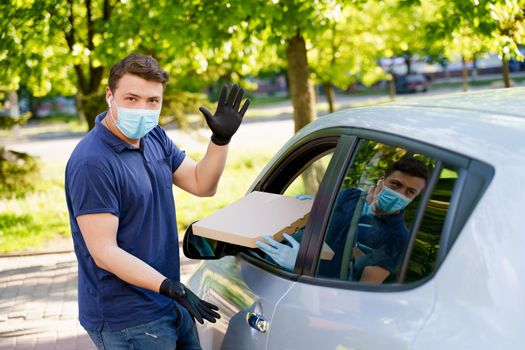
left=393, top=87, right=524, bottom=117
left=295, top=87, right=525, bottom=166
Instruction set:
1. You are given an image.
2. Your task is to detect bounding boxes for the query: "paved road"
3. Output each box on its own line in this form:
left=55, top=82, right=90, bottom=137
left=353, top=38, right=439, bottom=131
left=0, top=249, right=200, bottom=350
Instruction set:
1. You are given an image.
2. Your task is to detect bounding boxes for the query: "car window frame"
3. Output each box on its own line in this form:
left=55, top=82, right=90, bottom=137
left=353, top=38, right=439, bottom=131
left=297, top=127, right=494, bottom=292
left=237, top=129, right=346, bottom=277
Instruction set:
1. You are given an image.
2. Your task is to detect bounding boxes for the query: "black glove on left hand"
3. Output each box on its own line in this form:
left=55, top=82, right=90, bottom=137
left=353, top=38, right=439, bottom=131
left=159, top=278, right=220, bottom=324
left=199, top=84, right=250, bottom=146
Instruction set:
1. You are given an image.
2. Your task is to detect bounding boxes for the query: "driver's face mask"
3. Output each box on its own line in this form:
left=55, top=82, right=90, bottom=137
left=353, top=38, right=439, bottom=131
left=375, top=185, right=412, bottom=212
left=363, top=180, right=413, bottom=216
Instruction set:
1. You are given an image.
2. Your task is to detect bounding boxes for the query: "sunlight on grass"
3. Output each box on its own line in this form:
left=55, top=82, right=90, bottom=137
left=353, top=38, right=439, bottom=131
left=0, top=118, right=87, bottom=138
left=0, top=162, right=69, bottom=253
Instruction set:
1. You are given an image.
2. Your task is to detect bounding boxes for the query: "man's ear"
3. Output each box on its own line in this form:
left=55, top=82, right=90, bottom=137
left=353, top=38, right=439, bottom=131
left=105, top=86, right=112, bottom=108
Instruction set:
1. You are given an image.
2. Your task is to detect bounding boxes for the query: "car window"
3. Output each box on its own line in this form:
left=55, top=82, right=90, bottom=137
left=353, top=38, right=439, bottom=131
left=314, top=139, right=458, bottom=285
left=402, top=167, right=458, bottom=282
left=246, top=147, right=335, bottom=271
left=283, top=152, right=333, bottom=198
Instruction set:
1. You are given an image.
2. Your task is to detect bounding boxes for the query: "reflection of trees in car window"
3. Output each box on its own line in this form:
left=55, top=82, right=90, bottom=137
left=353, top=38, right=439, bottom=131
left=315, top=139, right=455, bottom=285
left=403, top=168, right=458, bottom=282
left=343, top=141, right=435, bottom=193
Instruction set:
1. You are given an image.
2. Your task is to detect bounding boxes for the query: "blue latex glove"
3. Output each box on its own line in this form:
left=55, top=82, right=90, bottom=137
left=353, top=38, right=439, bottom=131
left=295, top=194, right=314, bottom=200
left=256, top=233, right=300, bottom=271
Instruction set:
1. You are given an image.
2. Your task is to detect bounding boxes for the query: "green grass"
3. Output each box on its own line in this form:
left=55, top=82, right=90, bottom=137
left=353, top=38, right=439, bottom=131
left=431, top=76, right=525, bottom=90
left=0, top=162, right=70, bottom=253
left=0, top=149, right=274, bottom=254
left=248, top=94, right=290, bottom=107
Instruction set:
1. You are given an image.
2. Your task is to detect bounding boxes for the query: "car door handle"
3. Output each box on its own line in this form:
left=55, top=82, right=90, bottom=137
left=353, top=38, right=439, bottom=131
left=246, top=312, right=269, bottom=333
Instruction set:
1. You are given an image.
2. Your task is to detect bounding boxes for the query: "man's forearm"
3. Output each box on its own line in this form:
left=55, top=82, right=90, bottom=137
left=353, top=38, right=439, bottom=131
left=96, top=244, right=166, bottom=293
left=195, top=141, right=229, bottom=196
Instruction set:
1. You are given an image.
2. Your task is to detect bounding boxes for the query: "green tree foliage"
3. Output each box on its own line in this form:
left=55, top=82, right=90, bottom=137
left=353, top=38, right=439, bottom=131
left=377, top=0, right=441, bottom=97
left=427, top=0, right=494, bottom=90
left=430, top=0, right=525, bottom=88
left=490, top=0, right=525, bottom=87
left=197, top=0, right=341, bottom=132
left=2, top=0, right=523, bottom=133
left=0, top=1, right=231, bottom=130
left=308, top=2, right=390, bottom=112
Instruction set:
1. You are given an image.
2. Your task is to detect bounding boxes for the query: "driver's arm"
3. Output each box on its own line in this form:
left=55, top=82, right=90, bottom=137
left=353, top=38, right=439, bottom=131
left=360, top=265, right=390, bottom=284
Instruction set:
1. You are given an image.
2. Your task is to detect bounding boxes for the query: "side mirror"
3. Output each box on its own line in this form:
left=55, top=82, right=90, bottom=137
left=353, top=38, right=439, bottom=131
left=183, top=222, right=242, bottom=259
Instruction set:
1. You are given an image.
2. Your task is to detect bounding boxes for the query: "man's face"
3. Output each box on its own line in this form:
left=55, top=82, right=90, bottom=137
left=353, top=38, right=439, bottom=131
left=379, top=170, right=426, bottom=200
left=106, top=73, right=163, bottom=119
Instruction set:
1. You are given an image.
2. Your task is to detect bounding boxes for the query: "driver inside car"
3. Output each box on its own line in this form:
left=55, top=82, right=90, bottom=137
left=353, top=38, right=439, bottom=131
left=256, top=156, right=429, bottom=284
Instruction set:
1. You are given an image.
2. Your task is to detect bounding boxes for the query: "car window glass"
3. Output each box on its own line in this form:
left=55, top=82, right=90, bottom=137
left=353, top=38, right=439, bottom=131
left=402, top=167, right=458, bottom=282
left=247, top=151, right=334, bottom=271
left=283, top=152, right=333, bottom=198
left=315, top=139, right=458, bottom=285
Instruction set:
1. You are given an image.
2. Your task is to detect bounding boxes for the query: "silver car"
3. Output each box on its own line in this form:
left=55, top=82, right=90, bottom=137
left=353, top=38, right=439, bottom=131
left=183, top=87, right=525, bottom=350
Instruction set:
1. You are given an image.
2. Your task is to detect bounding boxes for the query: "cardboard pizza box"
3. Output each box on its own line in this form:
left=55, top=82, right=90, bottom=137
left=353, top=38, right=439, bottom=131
left=192, top=191, right=334, bottom=260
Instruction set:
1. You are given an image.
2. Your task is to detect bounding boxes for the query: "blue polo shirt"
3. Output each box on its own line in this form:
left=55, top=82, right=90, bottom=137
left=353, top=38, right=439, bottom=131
left=317, top=188, right=409, bottom=280
left=65, top=112, right=186, bottom=331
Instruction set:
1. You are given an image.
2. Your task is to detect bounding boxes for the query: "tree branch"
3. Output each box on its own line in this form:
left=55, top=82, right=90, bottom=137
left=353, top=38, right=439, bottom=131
left=64, top=0, right=76, bottom=51
left=65, top=0, right=88, bottom=94
left=86, top=0, right=94, bottom=51
left=103, top=0, right=112, bottom=20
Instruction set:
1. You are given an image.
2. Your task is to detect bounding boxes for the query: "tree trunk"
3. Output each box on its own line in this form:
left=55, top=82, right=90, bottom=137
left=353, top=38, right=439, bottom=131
left=502, top=56, right=511, bottom=88
left=472, top=56, right=478, bottom=81
left=81, top=92, right=106, bottom=131
left=323, top=82, right=335, bottom=114
left=75, top=94, right=87, bottom=128
left=388, top=75, right=396, bottom=100
left=303, top=162, right=326, bottom=195
left=64, top=0, right=110, bottom=131
left=461, top=55, right=469, bottom=92
left=286, top=34, right=316, bottom=133
left=8, top=91, right=21, bottom=138
left=405, top=55, right=412, bottom=75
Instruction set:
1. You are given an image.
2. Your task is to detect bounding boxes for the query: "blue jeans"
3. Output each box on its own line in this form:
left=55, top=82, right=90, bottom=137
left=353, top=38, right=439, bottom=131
left=86, top=304, right=201, bottom=350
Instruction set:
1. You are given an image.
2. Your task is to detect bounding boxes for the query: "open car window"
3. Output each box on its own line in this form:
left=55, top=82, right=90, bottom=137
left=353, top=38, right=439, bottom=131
left=242, top=137, right=339, bottom=272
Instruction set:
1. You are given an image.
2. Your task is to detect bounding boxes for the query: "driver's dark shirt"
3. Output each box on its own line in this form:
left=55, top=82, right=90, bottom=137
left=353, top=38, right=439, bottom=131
left=316, top=188, right=409, bottom=280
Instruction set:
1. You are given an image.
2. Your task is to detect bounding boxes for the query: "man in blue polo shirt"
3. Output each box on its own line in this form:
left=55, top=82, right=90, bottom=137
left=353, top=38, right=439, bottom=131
left=65, top=54, right=250, bottom=349
left=257, top=157, right=429, bottom=284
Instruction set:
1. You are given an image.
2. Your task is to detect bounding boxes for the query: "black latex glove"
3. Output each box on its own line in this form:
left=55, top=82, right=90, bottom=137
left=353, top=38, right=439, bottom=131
left=159, top=278, right=220, bottom=324
left=199, top=84, right=250, bottom=146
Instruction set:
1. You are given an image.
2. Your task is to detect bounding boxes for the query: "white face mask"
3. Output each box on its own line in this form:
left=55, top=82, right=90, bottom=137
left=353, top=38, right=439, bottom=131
left=108, top=96, right=160, bottom=139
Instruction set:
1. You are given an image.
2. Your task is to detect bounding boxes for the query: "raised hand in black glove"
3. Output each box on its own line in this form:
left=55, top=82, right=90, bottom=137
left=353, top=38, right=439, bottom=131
left=199, top=84, right=250, bottom=146
left=159, top=278, right=220, bottom=324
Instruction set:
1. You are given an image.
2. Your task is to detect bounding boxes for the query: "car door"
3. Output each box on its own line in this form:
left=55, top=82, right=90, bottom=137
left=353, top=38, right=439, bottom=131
left=266, top=132, right=492, bottom=349
left=187, top=134, right=342, bottom=350
left=189, top=255, right=295, bottom=350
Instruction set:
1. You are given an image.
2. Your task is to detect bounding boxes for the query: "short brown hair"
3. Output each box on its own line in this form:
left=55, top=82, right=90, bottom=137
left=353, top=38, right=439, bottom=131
left=108, top=53, right=169, bottom=92
left=384, top=156, right=430, bottom=185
